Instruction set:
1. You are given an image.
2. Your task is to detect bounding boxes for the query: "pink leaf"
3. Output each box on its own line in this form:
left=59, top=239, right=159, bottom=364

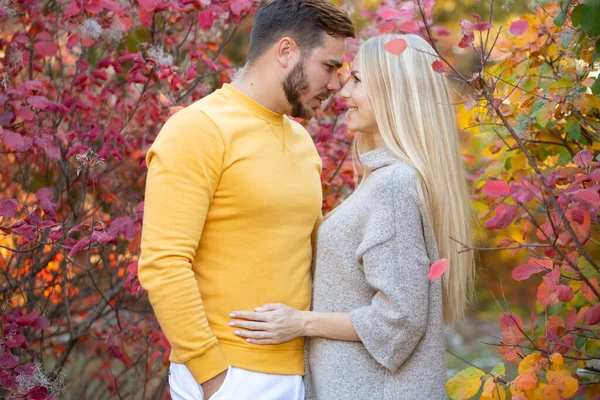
left=574, top=149, right=593, bottom=168
left=379, top=6, right=404, bottom=20
left=32, top=316, right=49, bottom=330
left=585, top=304, right=600, bottom=325
left=0, top=199, right=18, bottom=219
left=566, top=309, right=577, bottom=330
left=43, top=140, right=61, bottom=161
left=431, top=60, right=447, bottom=73
left=398, top=20, right=420, bottom=33
left=34, top=41, right=58, bottom=57
left=27, top=96, right=51, bottom=110
left=428, top=258, right=448, bottom=280
left=23, top=80, right=43, bottom=92
left=482, top=180, right=510, bottom=197
left=384, top=38, right=408, bottom=56
left=68, top=237, right=91, bottom=257
left=512, top=263, right=546, bottom=281
left=1, top=130, right=25, bottom=150
left=230, top=0, right=251, bottom=16
left=509, top=19, right=529, bottom=36
left=575, top=189, right=600, bottom=206
left=472, top=22, right=492, bottom=31
left=485, top=204, right=516, bottom=230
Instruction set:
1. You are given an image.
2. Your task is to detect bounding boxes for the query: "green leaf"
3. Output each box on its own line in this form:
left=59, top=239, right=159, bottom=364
left=592, top=76, right=600, bottom=96
left=557, top=147, right=572, bottom=165
left=575, top=335, right=586, bottom=349
left=584, top=0, right=600, bottom=8
left=446, top=367, right=485, bottom=400
left=490, top=363, right=506, bottom=377
left=596, top=38, right=600, bottom=51
left=554, top=10, right=567, bottom=27
left=566, top=120, right=582, bottom=140
left=580, top=5, right=600, bottom=36
left=572, top=5, right=584, bottom=27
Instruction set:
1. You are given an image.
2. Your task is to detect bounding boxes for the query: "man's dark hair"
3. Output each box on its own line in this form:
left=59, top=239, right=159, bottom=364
left=246, top=0, right=355, bottom=65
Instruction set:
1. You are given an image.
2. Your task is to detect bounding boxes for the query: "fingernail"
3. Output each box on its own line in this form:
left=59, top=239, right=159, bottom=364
left=229, top=322, right=235, bottom=326
left=255, top=307, right=262, bottom=312
left=229, top=313, right=236, bottom=317
left=234, top=330, right=241, bottom=335
left=246, top=339, right=252, bottom=343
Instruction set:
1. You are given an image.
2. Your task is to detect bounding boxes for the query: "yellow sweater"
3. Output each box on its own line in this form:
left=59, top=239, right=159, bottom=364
left=138, top=84, right=322, bottom=384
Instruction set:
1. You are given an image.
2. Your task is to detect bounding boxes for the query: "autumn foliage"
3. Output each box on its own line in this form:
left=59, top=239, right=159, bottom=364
left=1, top=0, right=599, bottom=399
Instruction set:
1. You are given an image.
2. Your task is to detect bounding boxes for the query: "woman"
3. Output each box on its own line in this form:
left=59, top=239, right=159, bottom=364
left=228, top=34, right=475, bottom=399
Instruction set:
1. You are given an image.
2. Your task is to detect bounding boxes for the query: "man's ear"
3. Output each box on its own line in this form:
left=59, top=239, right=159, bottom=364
left=276, top=37, right=299, bottom=69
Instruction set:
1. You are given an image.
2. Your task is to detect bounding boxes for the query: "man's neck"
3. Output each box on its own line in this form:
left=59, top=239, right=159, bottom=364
left=230, top=67, right=289, bottom=116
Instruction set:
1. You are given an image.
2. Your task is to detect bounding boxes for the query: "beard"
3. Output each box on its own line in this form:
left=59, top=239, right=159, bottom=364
left=282, top=60, right=313, bottom=120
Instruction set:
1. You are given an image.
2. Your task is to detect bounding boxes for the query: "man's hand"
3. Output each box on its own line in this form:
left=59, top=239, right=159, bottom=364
left=201, top=369, right=228, bottom=400
left=229, top=303, right=307, bottom=344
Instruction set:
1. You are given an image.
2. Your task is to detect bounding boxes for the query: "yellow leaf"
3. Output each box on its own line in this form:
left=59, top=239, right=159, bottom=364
left=549, top=353, right=563, bottom=369
left=446, top=367, right=485, bottom=400
left=546, top=370, right=579, bottom=398
left=481, top=377, right=507, bottom=400
left=518, top=352, right=544, bottom=374
left=535, top=383, right=560, bottom=400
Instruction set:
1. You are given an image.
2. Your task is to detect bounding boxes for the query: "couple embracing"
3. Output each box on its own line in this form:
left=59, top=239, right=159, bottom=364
left=138, top=1, right=475, bottom=399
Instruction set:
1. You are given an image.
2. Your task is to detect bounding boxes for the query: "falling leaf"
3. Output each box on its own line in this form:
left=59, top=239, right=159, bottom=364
left=428, top=258, right=448, bottom=280
left=432, top=60, right=447, bottom=73
left=384, top=38, right=408, bottom=55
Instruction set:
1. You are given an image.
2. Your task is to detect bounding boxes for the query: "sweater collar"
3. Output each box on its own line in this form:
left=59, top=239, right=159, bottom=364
left=359, top=147, right=400, bottom=171
left=220, top=83, right=285, bottom=126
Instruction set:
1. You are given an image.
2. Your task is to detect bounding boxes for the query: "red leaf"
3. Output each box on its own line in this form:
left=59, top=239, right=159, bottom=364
left=27, top=386, right=49, bottom=400
left=34, top=41, right=58, bottom=57
left=16, top=310, right=40, bottom=326
left=68, top=237, right=91, bottom=257
left=556, top=285, right=574, bottom=302
left=431, top=60, right=447, bottom=73
left=138, top=0, right=157, bottom=11
left=0, top=199, right=18, bottom=219
left=84, top=0, right=103, bottom=13
left=32, top=316, right=49, bottom=330
left=472, top=22, right=492, bottom=31
left=198, top=9, right=215, bottom=31
left=67, top=33, right=79, bottom=50
left=1, top=130, right=25, bottom=150
left=384, top=38, right=408, bottom=56
left=64, top=0, right=81, bottom=17
left=509, top=19, right=529, bottom=36
left=23, top=80, right=43, bottom=92
left=566, top=309, right=577, bottom=330
left=585, top=304, right=600, bottom=325
left=574, top=149, right=593, bottom=168
left=27, top=96, right=51, bottom=110
left=512, top=263, right=546, bottom=281
left=482, top=180, right=510, bottom=197
left=485, top=204, right=516, bottom=230
left=428, top=258, right=448, bottom=280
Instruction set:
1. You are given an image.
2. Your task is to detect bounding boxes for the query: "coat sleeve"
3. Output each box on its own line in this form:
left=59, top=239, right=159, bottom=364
left=349, top=168, right=432, bottom=372
left=138, top=107, right=228, bottom=384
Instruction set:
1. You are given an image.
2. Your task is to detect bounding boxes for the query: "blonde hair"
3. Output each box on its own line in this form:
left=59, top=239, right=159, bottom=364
left=346, top=34, right=475, bottom=324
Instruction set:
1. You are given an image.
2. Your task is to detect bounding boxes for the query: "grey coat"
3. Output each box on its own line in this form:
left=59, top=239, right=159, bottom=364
left=306, top=148, right=447, bottom=400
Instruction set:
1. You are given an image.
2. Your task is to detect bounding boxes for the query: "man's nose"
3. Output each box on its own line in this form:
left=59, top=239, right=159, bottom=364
left=327, top=75, right=342, bottom=91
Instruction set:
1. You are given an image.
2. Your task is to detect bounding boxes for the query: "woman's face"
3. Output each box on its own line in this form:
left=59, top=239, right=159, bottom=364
left=340, top=53, right=379, bottom=136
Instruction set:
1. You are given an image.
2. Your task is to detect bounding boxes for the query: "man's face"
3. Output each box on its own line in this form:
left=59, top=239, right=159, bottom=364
left=282, top=34, right=346, bottom=120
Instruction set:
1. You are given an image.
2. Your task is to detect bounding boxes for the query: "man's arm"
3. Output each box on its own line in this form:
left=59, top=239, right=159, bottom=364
left=138, top=107, right=228, bottom=384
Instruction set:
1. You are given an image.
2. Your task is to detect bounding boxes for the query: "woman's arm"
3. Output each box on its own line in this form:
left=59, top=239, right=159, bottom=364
left=229, top=304, right=359, bottom=344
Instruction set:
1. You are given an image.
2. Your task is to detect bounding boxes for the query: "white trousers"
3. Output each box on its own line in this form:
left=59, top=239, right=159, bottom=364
left=168, top=363, right=305, bottom=400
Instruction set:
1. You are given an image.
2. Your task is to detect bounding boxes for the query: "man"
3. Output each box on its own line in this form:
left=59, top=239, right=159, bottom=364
left=138, top=1, right=355, bottom=399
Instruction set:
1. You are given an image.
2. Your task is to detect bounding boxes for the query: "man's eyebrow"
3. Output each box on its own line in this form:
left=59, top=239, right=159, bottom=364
left=326, top=59, right=344, bottom=68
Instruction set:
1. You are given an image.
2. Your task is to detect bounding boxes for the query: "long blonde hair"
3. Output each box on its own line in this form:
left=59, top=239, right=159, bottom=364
left=348, top=34, right=475, bottom=324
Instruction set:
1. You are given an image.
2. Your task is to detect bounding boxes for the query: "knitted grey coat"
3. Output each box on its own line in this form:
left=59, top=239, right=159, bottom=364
left=305, top=147, right=447, bottom=400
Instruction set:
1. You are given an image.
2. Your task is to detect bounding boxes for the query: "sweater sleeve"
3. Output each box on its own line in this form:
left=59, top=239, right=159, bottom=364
left=138, top=107, right=228, bottom=384
left=349, top=168, right=431, bottom=372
